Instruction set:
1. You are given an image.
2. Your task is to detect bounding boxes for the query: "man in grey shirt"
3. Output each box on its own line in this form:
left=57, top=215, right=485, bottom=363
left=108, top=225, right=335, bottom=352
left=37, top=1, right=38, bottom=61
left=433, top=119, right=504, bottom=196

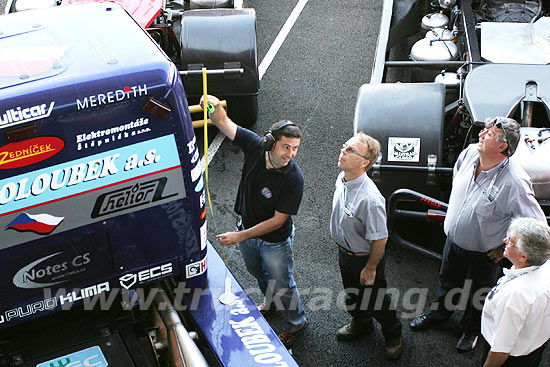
left=330, top=132, right=402, bottom=360
left=410, top=117, right=546, bottom=353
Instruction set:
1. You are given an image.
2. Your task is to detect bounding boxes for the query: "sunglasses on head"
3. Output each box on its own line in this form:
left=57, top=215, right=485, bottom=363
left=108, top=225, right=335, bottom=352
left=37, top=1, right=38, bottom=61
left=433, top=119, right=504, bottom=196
left=485, top=118, right=509, bottom=143
left=493, top=120, right=508, bottom=143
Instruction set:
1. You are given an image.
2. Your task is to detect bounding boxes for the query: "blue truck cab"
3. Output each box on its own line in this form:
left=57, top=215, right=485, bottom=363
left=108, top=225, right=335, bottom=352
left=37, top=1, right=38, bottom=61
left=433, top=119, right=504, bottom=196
left=0, top=4, right=297, bottom=366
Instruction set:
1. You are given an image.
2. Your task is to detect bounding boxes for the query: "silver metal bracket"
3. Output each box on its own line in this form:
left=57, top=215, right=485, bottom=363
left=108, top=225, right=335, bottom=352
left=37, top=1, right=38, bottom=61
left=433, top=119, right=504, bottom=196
left=181, top=63, right=244, bottom=77
left=372, top=153, right=382, bottom=182
left=427, top=154, right=437, bottom=185
left=524, top=82, right=539, bottom=102
left=147, top=327, right=163, bottom=366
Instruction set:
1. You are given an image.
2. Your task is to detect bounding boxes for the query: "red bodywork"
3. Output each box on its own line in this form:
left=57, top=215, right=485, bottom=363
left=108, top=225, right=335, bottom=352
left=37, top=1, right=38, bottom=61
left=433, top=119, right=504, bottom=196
left=61, top=0, right=163, bottom=28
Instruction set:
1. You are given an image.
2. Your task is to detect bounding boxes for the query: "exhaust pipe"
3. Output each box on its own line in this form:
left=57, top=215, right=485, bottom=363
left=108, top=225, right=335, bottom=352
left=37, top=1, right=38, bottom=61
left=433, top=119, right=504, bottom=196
left=152, top=286, right=209, bottom=367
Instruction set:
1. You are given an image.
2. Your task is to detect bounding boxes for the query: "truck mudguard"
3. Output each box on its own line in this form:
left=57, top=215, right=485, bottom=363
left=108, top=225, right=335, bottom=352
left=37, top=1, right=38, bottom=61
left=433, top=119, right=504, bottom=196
left=180, top=8, right=259, bottom=97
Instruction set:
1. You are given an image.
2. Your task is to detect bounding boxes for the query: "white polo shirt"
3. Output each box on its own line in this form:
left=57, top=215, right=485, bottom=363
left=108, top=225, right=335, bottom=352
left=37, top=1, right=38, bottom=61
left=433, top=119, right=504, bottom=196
left=481, top=260, right=550, bottom=356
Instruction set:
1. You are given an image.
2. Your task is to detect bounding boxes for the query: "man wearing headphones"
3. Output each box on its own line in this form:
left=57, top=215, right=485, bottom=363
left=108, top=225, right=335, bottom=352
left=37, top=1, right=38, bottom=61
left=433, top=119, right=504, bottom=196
left=201, top=95, right=308, bottom=348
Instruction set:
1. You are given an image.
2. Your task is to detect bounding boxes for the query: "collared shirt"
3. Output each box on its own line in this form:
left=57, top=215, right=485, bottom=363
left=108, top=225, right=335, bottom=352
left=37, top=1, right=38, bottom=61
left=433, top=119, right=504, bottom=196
left=481, top=261, right=550, bottom=356
left=330, top=172, right=388, bottom=253
left=444, top=144, right=544, bottom=252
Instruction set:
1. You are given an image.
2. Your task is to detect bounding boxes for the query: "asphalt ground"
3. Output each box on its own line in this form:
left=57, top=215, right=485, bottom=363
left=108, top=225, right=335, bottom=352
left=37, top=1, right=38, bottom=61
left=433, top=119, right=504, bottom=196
left=2, top=1, right=549, bottom=367
left=203, top=1, right=550, bottom=367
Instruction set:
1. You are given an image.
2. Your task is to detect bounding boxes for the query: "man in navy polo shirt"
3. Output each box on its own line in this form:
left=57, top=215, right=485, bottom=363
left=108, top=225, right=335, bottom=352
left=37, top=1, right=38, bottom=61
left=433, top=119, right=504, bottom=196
left=201, top=95, right=308, bottom=348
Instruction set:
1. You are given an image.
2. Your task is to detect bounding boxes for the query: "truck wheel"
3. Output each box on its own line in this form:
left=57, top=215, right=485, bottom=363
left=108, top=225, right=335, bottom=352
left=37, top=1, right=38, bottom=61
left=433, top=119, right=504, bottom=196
left=227, top=95, right=258, bottom=127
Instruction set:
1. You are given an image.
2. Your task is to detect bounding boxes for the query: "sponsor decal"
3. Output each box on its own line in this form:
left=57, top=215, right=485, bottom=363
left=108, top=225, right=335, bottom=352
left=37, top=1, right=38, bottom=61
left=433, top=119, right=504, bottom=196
left=0, top=45, right=70, bottom=77
left=187, top=136, right=197, bottom=154
left=118, top=263, right=173, bottom=290
left=185, top=256, right=207, bottom=278
left=195, top=176, right=203, bottom=192
left=0, top=136, right=64, bottom=169
left=58, top=281, right=110, bottom=305
left=191, top=148, right=199, bottom=164
left=91, top=177, right=176, bottom=218
left=0, top=102, right=55, bottom=130
left=200, top=222, right=207, bottom=251
left=0, top=282, right=109, bottom=324
left=76, top=117, right=151, bottom=151
left=228, top=302, right=290, bottom=366
left=187, top=123, right=199, bottom=167
left=6, top=212, right=64, bottom=234
left=190, top=163, right=202, bottom=182
left=37, top=346, right=108, bottom=367
left=0, top=135, right=181, bottom=216
left=0, top=297, right=57, bottom=324
left=200, top=191, right=206, bottom=208
left=12, top=252, right=91, bottom=289
left=119, top=273, right=137, bottom=290
left=76, top=84, right=147, bottom=110
left=388, top=137, right=421, bottom=162
left=261, top=187, right=272, bottom=199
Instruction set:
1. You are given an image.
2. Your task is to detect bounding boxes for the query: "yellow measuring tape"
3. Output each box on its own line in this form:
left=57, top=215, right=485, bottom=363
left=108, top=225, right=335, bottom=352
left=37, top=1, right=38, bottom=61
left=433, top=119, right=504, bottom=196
left=201, top=68, right=229, bottom=267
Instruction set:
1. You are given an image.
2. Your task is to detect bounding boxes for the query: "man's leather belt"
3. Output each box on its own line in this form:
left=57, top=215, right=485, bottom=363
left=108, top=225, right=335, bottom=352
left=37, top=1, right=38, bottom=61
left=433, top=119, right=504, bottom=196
left=338, top=246, right=370, bottom=257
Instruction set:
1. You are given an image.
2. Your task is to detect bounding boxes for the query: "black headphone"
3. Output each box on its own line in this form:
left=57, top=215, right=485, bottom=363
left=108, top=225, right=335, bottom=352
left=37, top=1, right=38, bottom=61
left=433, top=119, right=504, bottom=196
left=261, top=120, right=296, bottom=151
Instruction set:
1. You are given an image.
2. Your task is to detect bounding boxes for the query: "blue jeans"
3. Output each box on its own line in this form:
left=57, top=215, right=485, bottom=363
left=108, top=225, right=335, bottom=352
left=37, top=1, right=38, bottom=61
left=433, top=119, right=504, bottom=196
left=238, top=228, right=307, bottom=332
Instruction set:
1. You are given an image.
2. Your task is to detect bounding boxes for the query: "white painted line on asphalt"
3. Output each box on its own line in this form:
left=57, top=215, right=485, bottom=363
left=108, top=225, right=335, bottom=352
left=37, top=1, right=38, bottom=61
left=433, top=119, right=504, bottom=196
left=200, top=0, right=308, bottom=170
left=258, top=0, right=309, bottom=80
left=200, top=130, right=226, bottom=172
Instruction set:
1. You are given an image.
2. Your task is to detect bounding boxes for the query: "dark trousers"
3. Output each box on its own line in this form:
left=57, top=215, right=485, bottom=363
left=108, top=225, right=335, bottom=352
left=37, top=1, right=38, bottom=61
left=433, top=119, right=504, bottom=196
left=481, top=337, right=547, bottom=367
left=426, top=238, right=500, bottom=335
left=338, top=247, right=402, bottom=341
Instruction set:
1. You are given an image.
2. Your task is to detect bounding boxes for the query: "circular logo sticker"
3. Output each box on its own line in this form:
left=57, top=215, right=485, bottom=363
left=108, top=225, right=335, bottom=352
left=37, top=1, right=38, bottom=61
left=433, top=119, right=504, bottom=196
left=261, top=187, right=272, bottom=199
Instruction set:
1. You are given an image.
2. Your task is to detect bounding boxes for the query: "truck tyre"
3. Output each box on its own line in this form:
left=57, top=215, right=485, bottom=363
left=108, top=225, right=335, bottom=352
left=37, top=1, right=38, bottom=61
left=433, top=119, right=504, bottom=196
left=189, top=0, right=233, bottom=8
left=228, top=95, right=258, bottom=127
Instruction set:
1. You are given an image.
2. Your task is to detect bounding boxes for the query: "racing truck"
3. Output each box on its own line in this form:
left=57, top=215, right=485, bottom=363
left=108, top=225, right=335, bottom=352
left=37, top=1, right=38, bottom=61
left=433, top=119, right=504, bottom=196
left=0, top=3, right=296, bottom=367
left=354, top=0, right=550, bottom=259
left=4, top=0, right=260, bottom=127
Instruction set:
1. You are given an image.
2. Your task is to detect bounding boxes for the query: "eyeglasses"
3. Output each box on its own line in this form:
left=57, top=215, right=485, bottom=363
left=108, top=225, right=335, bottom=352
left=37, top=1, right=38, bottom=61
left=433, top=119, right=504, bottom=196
left=503, top=235, right=519, bottom=250
left=342, top=143, right=369, bottom=160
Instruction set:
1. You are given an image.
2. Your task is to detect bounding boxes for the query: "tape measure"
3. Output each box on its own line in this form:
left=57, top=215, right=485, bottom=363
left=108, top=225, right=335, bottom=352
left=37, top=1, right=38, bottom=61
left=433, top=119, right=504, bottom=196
left=202, top=68, right=229, bottom=267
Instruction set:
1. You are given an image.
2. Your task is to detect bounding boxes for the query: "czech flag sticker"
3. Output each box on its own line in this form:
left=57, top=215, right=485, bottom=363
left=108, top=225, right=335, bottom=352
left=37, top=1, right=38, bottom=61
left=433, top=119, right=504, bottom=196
left=6, top=213, right=64, bottom=234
